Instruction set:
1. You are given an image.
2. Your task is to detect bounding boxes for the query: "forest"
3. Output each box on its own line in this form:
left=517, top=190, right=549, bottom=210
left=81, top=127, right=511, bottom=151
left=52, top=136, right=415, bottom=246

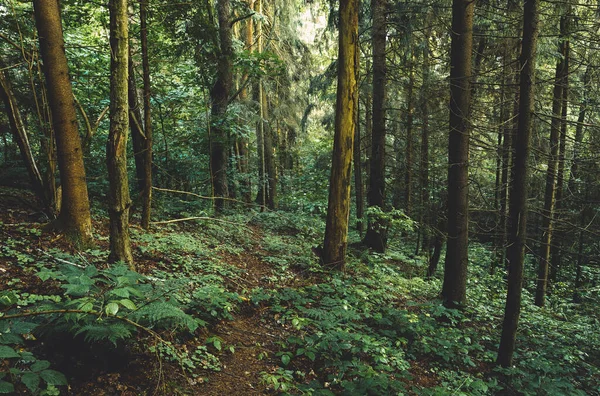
left=0, top=0, right=599, bottom=394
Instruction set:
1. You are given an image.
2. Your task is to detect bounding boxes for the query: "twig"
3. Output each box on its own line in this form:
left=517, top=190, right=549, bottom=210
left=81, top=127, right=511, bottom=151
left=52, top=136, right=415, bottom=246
left=150, top=216, right=246, bottom=227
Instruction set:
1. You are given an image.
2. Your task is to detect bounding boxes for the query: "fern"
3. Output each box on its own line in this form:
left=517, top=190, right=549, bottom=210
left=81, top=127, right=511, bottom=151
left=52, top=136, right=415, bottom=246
left=74, top=321, right=135, bottom=345
left=132, top=301, right=202, bottom=332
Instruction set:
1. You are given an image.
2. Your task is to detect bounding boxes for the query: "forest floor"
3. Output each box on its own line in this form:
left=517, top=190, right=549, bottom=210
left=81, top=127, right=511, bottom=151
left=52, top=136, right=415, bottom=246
left=1, top=186, right=599, bottom=395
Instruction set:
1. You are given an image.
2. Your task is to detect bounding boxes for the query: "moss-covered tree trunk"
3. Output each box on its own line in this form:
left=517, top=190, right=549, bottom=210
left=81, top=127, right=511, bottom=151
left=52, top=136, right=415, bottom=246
left=33, top=0, right=93, bottom=247
left=363, top=0, right=387, bottom=253
left=442, top=0, right=474, bottom=307
left=354, top=100, right=364, bottom=236
left=497, top=0, right=540, bottom=368
left=107, top=0, right=134, bottom=267
left=322, top=0, right=358, bottom=270
left=211, top=0, right=233, bottom=212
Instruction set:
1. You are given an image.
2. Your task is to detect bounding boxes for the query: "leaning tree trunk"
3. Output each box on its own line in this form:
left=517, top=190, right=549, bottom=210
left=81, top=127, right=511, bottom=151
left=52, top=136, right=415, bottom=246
left=0, top=70, right=46, bottom=205
left=107, top=0, right=134, bottom=267
left=140, top=0, right=153, bottom=228
left=497, top=0, right=540, bottom=368
left=33, top=0, right=93, bottom=247
left=210, top=0, right=233, bottom=212
left=442, top=0, right=474, bottom=308
left=322, top=0, right=358, bottom=270
left=363, top=0, right=388, bottom=253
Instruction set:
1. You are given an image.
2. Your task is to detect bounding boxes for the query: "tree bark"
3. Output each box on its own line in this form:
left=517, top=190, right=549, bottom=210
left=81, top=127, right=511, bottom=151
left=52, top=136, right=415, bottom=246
left=354, top=100, right=364, bottom=236
left=322, top=0, right=358, bottom=270
left=363, top=0, right=388, bottom=253
left=404, top=57, right=414, bottom=217
left=497, top=0, right=540, bottom=368
left=128, top=52, right=146, bottom=192
left=211, top=0, right=233, bottom=212
left=107, top=0, right=134, bottom=267
left=140, top=0, right=153, bottom=228
left=442, top=0, right=474, bottom=307
left=33, top=0, right=93, bottom=247
left=535, top=14, right=568, bottom=307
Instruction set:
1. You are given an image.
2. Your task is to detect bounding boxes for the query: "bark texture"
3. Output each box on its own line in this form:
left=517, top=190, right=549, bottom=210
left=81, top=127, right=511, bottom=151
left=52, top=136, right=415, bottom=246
left=363, top=0, right=388, bottom=252
left=442, top=0, right=474, bottom=307
left=211, top=0, right=233, bottom=212
left=140, top=0, right=153, bottom=228
left=107, top=0, right=134, bottom=266
left=322, top=0, right=358, bottom=270
left=33, top=0, right=93, bottom=247
left=497, top=0, right=540, bottom=368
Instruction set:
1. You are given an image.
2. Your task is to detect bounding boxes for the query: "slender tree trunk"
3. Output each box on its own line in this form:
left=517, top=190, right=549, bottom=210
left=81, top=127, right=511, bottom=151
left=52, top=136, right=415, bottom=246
left=33, top=0, right=93, bottom=247
left=363, top=0, right=388, bottom=253
left=140, top=0, right=153, bottom=228
left=237, top=2, right=253, bottom=205
left=210, top=0, right=233, bottom=212
left=128, top=52, right=146, bottom=192
left=254, top=0, right=266, bottom=210
left=442, top=0, right=474, bottom=307
left=107, top=0, right=134, bottom=267
left=262, top=89, right=276, bottom=209
left=420, top=20, right=432, bottom=262
left=535, top=15, right=568, bottom=307
left=567, top=65, right=588, bottom=198
left=354, top=100, right=364, bottom=236
left=404, top=57, right=414, bottom=217
left=497, top=0, right=540, bottom=368
left=0, top=70, right=46, bottom=205
left=322, top=0, right=358, bottom=270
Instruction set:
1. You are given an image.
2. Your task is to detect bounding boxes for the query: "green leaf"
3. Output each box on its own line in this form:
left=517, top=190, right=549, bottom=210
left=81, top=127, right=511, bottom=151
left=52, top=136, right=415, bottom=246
left=281, top=354, right=291, bottom=366
left=31, top=360, right=51, bottom=372
left=0, top=345, right=20, bottom=359
left=39, top=370, right=67, bottom=386
left=105, top=302, right=119, bottom=316
left=119, top=299, right=137, bottom=310
left=21, top=372, right=40, bottom=393
left=0, top=380, right=14, bottom=394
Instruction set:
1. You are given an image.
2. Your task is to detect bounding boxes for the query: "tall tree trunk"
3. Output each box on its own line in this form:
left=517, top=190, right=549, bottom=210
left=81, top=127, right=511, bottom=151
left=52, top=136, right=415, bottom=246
left=535, top=15, right=568, bottom=307
left=128, top=52, right=146, bottom=192
left=0, top=70, right=47, bottom=206
left=354, top=100, right=364, bottom=236
left=442, top=0, right=474, bottom=307
left=262, top=89, right=276, bottom=209
left=322, top=0, right=358, bottom=270
left=33, top=0, right=93, bottom=247
left=237, top=1, right=254, bottom=205
left=420, top=32, right=431, bottom=262
left=254, top=0, right=266, bottom=210
left=567, top=65, right=589, bottom=198
left=404, top=57, right=414, bottom=217
left=497, top=0, right=540, bottom=368
left=107, top=0, right=134, bottom=267
left=211, top=0, right=233, bottom=212
left=363, top=0, right=387, bottom=253
left=140, top=0, right=153, bottom=228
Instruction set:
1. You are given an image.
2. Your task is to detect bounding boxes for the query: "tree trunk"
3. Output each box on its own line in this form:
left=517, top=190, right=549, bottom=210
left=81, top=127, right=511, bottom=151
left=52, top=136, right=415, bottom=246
left=322, top=0, right=358, bottom=270
left=237, top=2, right=253, bottom=205
left=0, top=70, right=47, bottom=206
left=33, top=0, right=93, bottom=247
left=404, top=57, right=414, bottom=217
left=262, top=89, right=277, bottom=209
left=354, top=100, right=364, bottom=236
left=107, top=0, right=134, bottom=267
left=254, top=0, right=266, bottom=210
left=535, top=14, right=568, bottom=307
left=210, top=0, right=233, bottom=212
left=140, top=0, right=153, bottom=228
left=363, top=0, right=387, bottom=253
left=497, top=0, right=540, bottom=368
left=128, top=52, right=146, bottom=192
left=442, top=0, right=474, bottom=307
